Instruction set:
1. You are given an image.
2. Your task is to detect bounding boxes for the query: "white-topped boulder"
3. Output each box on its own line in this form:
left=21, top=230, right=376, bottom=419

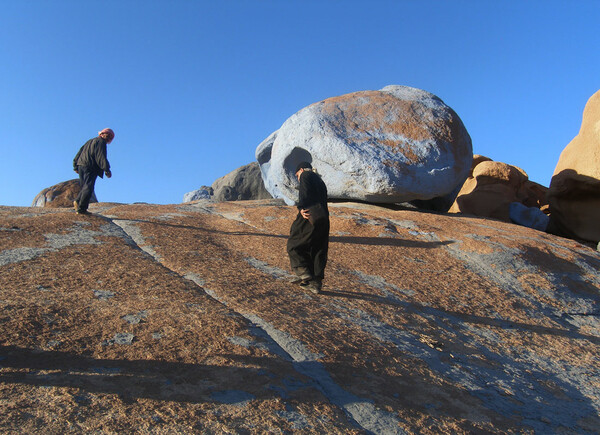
left=256, top=85, right=472, bottom=208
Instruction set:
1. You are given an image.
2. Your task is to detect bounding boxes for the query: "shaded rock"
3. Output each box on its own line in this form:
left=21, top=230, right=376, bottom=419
left=547, top=90, right=600, bottom=243
left=449, top=155, right=549, bottom=222
left=212, top=162, right=272, bottom=201
left=32, top=179, right=97, bottom=208
left=509, top=202, right=549, bottom=231
left=183, top=186, right=213, bottom=203
left=256, top=85, right=472, bottom=208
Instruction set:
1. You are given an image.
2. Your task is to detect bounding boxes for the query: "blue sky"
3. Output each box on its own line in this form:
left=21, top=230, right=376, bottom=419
left=1, top=0, right=598, bottom=207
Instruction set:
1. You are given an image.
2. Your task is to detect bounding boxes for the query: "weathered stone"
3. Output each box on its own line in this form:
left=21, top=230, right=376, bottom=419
left=256, top=85, right=472, bottom=208
left=183, top=186, right=213, bottom=203
left=449, top=156, right=549, bottom=222
left=509, top=202, right=549, bottom=231
left=212, top=162, right=272, bottom=201
left=1, top=201, right=598, bottom=433
left=547, top=89, right=600, bottom=243
left=32, top=179, right=97, bottom=208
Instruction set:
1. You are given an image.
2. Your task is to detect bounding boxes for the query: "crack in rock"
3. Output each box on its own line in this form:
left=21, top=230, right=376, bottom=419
left=183, top=273, right=405, bottom=433
left=111, top=219, right=161, bottom=260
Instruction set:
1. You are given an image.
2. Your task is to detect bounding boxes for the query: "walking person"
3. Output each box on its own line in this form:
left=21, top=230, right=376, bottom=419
left=72, top=128, right=114, bottom=214
left=287, top=162, right=330, bottom=294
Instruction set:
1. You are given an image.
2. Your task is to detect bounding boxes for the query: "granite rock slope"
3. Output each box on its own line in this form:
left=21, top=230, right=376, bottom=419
left=256, top=85, right=472, bottom=208
left=0, top=200, right=599, bottom=434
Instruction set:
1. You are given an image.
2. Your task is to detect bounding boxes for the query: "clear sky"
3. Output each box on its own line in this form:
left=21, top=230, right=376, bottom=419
left=1, top=0, right=599, bottom=207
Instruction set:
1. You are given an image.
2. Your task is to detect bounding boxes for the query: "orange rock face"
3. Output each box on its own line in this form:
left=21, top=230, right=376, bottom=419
left=548, top=90, right=600, bottom=243
left=31, top=179, right=97, bottom=208
left=0, top=200, right=598, bottom=433
left=449, top=156, right=548, bottom=222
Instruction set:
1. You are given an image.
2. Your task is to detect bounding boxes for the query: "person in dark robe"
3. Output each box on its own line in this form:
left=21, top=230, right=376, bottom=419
left=72, top=128, right=114, bottom=214
left=287, top=161, right=330, bottom=294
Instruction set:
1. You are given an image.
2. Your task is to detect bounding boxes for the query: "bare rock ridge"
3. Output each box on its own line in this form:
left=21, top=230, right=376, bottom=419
left=1, top=200, right=599, bottom=433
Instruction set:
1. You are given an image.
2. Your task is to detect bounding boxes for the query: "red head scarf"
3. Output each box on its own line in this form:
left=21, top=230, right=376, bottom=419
left=98, top=128, right=115, bottom=141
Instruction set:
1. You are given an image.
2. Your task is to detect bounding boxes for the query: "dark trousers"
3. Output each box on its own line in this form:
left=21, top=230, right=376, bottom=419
left=75, top=166, right=98, bottom=212
left=287, top=213, right=330, bottom=280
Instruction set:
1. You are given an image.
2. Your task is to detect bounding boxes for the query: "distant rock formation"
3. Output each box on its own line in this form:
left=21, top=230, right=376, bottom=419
left=183, top=163, right=271, bottom=203
left=256, top=85, right=472, bottom=209
left=547, top=89, right=600, bottom=243
left=448, top=155, right=548, bottom=223
left=183, top=186, right=213, bottom=203
left=212, top=162, right=271, bottom=201
left=32, top=179, right=97, bottom=208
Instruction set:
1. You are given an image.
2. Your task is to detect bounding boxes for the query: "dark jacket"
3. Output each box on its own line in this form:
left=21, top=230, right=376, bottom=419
left=297, top=170, right=328, bottom=211
left=73, top=137, right=110, bottom=178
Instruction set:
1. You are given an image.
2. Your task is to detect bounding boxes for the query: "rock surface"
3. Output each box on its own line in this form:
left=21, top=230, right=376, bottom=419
left=509, top=202, right=550, bottom=232
left=212, top=162, right=272, bottom=202
left=256, top=85, right=472, bottom=208
left=0, top=201, right=599, bottom=433
left=449, top=155, right=549, bottom=223
left=31, top=179, right=97, bottom=208
left=547, top=90, right=600, bottom=243
left=183, top=186, right=213, bottom=203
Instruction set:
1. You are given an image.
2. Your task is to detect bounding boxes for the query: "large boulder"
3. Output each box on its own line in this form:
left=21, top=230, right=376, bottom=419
left=449, top=156, right=549, bottom=223
left=212, top=162, right=272, bottom=202
left=547, top=90, right=600, bottom=243
left=32, top=179, right=97, bottom=208
left=256, top=85, right=472, bottom=208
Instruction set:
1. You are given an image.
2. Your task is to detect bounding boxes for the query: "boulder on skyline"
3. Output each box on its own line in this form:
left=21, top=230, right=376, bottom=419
left=256, top=85, right=473, bottom=209
left=183, top=162, right=271, bottom=203
left=183, top=186, right=213, bottom=203
left=212, top=162, right=271, bottom=202
left=547, top=89, right=600, bottom=243
left=448, top=155, right=549, bottom=223
left=32, top=179, right=97, bottom=208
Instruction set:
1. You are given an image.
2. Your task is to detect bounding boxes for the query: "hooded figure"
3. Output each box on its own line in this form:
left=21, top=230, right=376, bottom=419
left=72, top=128, right=114, bottom=214
left=287, top=161, right=330, bottom=294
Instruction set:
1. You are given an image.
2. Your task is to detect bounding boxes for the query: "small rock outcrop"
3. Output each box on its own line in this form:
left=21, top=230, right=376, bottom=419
left=256, top=85, right=472, bottom=208
left=547, top=89, right=600, bottom=243
left=32, top=179, right=97, bottom=208
left=183, top=186, right=213, bottom=203
left=212, top=162, right=272, bottom=202
left=509, top=202, right=550, bottom=232
left=449, top=155, right=548, bottom=223
left=183, top=163, right=271, bottom=203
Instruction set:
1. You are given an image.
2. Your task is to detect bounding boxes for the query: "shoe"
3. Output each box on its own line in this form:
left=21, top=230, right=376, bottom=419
left=304, top=280, right=322, bottom=295
left=73, top=200, right=79, bottom=212
left=290, top=273, right=312, bottom=285
left=76, top=209, right=90, bottom=215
